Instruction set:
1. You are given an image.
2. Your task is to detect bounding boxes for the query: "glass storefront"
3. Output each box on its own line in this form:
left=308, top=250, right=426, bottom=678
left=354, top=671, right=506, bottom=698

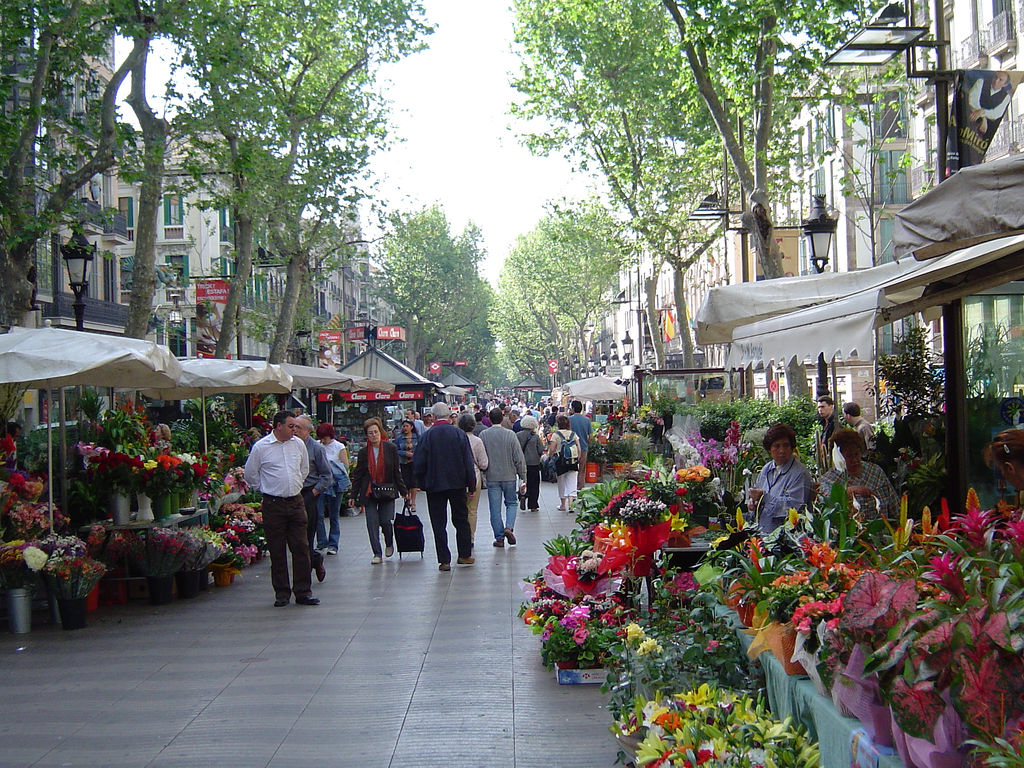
left=964, top=282, right=1024, bottom=508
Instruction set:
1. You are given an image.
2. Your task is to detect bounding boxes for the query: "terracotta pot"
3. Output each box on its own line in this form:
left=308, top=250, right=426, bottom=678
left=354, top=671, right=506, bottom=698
left=736, top=601, right=756, bottom=628
left=211, top=568, right=235, bottom=587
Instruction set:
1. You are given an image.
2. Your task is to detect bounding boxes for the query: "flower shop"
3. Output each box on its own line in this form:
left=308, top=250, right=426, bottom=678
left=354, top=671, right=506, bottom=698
left=1, top=388, right=277, bottom=633
left=519, top=408, right=1024, bottom=768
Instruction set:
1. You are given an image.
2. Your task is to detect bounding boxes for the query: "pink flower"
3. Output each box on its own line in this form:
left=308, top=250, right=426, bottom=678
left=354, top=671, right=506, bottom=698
left=573, top=627, right=589, bottom=645
left=705, top=640, right=720, bottom=652
left=924, top=551, right=968, bottom=602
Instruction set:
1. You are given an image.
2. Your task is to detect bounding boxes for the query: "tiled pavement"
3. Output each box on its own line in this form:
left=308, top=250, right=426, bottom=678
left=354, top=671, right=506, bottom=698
left=1, top=481, right=619, bottom=768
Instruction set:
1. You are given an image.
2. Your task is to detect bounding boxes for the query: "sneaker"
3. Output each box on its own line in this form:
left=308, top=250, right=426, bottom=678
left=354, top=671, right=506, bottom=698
left=456, top=556, right=475, bottom=565
left=371, top=556, right=382, bottom=564
left=504, top=527, right=516, bottom=545
left=385, top=545, right=394, bottom=557
left=492, top=538, right=504, bottom=548
left=326, top=548, right=338, bottom=555
left=439, top=563, right=451, bottom=571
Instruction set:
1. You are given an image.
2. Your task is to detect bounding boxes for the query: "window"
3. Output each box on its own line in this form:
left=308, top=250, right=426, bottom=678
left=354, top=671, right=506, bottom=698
left=166, top=253, right=188, bottom=282
left=873, top=92, right=907, bottom=139
left=102, top=256, right=117, bottom=301
left=878, top=217, right=895, bottom=264
left=118, top=197, right=134, bottom=227
left=162, top=195, right=184, bottom=226
left=877, top=150, right=909, bottom=204
left=219, top=207, right=234, bottom=244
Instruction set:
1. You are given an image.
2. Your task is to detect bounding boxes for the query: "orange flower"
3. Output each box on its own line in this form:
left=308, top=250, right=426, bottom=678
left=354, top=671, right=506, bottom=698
left=654, top=710, right=686, bottom=731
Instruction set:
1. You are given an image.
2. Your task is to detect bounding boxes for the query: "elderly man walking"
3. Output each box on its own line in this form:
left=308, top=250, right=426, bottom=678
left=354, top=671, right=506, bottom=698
left=413, top=402, right=477, bottom=571
left=295, top=415, right=333, bottom=584
left=480, top=407, right=527, bottom=548
left=244, top=411, right=319, bottom=607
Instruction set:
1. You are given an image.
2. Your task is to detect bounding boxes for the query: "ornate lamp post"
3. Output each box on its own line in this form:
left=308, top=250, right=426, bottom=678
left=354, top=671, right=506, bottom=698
left=802, top=195, right=838, bottom=399
left=61, top=232, right=95, bottom=331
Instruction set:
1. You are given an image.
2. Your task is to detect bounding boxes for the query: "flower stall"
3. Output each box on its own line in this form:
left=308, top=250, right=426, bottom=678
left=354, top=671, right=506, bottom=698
left=520, top=438, right=1024, bottom=768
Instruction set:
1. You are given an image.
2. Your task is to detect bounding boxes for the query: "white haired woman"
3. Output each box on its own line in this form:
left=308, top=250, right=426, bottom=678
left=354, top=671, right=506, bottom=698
left=516, top=415, right=544, bottom=513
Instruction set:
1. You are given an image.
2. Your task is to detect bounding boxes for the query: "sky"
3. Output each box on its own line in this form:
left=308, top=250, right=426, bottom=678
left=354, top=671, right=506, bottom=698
left=365, top=0, right=594, bottom=282
left=125, top=1, right=592, bottom=284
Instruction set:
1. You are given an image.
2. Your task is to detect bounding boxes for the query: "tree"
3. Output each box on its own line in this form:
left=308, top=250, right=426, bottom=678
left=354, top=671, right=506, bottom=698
left=375, top=206, right=495, bottom=374
left=175, top=0, right=429, bottom=359
left=512, top=0, right=720, bottom=368
left=0, top=0, right=144, bottom=327
left=490, top=201, right=625, bottom=375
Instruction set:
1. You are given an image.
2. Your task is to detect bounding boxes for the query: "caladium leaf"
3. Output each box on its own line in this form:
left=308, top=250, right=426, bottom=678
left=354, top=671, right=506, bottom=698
left=956, top=651, right=1016, bottom=738
left=839, top=572, right=918, bottom=645
left=890, top=676, right=944, bottom=740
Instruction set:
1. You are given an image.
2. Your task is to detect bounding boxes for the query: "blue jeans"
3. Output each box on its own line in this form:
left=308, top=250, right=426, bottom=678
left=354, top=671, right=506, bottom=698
left=316, top=492, right=342, bottom=551
left=487, top=479, right=518, bottom=541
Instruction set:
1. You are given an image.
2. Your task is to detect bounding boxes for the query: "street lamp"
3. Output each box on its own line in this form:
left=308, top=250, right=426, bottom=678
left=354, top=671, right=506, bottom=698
left=295, top=329, right=311, bottom=366
left=802, top=195, right=838, bottom=398
left=61, top=232, right=95, bottom=331
left=802, top=195, right=837, bottom=275
left=620, top=330, right=634, bottom=364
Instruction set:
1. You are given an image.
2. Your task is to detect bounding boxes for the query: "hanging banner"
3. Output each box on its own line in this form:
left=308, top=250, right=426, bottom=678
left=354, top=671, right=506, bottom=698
left=946, top=69, right=1024, bottom=177
left=318, top=330, right=341, bottom=370
left=195, top=278, right=230, bottom=358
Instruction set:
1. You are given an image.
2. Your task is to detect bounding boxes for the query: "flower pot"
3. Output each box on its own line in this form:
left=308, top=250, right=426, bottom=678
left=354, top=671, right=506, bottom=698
left=152, top=494, right=174, bottom=520
left=891, top=698, right=967, bottom=768
left=146, top=575, right=175, bottom=605
left=836, top=644, right=893, bottom=747
left=762, top=622, right=806, bottom=676
left=736, top=601, right=756, bottom=628
left=6, top=587, right=32, bottom=634
left=136, top=494, right=154, bottom=522
left=584, top=462, right=600, bottom=483
left=86, top=584, right=99, bottom=611
left=174, top=569, right=201, bottom=599
left=58, top=597, right=88, bottom=630
left=791, top=631, right=829, bottom=697
left=107, top=492, right=131, bottom=525
left=211, top=568, right=234, bottom=587
left=170, top=490, right=181, bottom=513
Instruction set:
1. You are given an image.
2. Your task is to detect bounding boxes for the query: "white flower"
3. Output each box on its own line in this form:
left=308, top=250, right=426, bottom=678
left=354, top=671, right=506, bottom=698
left=23, top=546, right=48, bottom=571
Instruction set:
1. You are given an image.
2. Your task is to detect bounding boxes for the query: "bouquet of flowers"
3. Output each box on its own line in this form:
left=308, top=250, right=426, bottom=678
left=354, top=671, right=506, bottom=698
left=125, top=528, right=191, bottom=577
left=537, top=598, right=625, bottom=670
left=2, top=470, right=44, bottom=502
left=87, top=449, right=146, bottom=494
left=42, top=554, right=107, bottom=599
left=3, top=500, right=66, bottom=540
left=0, top=540, right=48, bottom=590
left=542, top=550, right=620, bottom=598
left=36, top=533, right=87, bottom=558
left=187, top=527, right=227, bottom=571
left=141, top=453, right=188, bottom=497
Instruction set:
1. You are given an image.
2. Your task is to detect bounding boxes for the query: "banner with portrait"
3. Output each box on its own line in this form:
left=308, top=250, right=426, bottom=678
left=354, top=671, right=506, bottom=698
left=195, top=278, right=230, bottom=358
left=946, top=69, right=1024, bottom=176
left=318, top=330, right=341, bottom=370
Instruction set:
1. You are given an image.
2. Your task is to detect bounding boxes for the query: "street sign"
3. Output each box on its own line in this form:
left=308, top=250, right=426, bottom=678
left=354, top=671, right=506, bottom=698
left=547, top=359, right=558, bottom=373
left=428, top=362, right=441, bottom=374
left=768, top=379, right=779, bottom=393
left=454, top=360, right=467, bottom=367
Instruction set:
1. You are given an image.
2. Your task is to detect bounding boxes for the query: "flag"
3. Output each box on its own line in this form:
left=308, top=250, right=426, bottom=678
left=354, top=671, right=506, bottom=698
left=662, top=308, right=677, bottom=342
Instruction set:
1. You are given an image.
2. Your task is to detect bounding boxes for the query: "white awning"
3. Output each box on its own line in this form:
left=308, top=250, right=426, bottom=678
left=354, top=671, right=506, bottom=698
left=721, top=231, right=1024, bottom=368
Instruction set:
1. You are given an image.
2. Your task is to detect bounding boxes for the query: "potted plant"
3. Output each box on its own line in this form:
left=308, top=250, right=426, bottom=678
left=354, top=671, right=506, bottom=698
left=536, top=599, right=621, bottom=673
left=125, top=528, right=191, bottom=604
left=0, top=540, right=48, bottom=633
left=209, top=550, right=244, bottom=586
left=140, top=454, right=188, bottom=519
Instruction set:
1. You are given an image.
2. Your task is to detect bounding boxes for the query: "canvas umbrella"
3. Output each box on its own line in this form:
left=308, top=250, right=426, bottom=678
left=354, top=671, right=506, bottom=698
left=562, top=375, right=627, bottom=401
left=142, top=358, right=294, bottom=451
left=279, top=363, right=394, bottom=393
left=0, top=326, right=183, bottom=528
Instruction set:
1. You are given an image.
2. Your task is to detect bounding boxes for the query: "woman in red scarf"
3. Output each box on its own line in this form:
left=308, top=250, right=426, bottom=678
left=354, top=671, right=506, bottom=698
left=349, top=418, right=407, bottom=564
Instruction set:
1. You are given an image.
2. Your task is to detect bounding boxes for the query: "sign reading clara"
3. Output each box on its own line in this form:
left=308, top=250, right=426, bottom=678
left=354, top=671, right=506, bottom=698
left=345, top=326, right=407, bottom=342
left=376, top=326, right=406, bottom=341
left=338, top=390, right=424, bottom=402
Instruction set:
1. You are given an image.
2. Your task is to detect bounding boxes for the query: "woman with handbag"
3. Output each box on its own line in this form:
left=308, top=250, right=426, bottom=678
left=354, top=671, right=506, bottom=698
left=349, top=417, right=408, bottom=564
left=315, top=423, right=351, bottom=554
left=516, top=415, right=544, bottom=513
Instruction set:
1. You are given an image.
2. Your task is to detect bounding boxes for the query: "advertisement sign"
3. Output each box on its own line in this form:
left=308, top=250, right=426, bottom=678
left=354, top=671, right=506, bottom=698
left=376, top=326, right=406, bottom=341
left=195, top=278, right=230, bottom=358
left=318, top=330, right=341, bottom=370
left=947, top=69, right=1024, bottom=176
left=547, top=360, right=558, bottom=374
left=338, top=390, right=424, bottom=402
left=454, top=360, right=467, bottom=367
left=428, top=362, right=441, bottom=374
left=346, top=326, right=368, bottom=342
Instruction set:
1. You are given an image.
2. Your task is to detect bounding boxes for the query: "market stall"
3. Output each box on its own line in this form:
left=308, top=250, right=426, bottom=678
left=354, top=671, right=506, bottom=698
left=332, top=347, right=439, bottom=448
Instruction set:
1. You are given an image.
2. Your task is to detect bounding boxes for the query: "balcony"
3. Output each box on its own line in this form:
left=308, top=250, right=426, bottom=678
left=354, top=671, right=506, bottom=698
left=43, top=292, right=129, bottom=330
left=875, top=174, right=910, bottom=205
left=982, top=10, right=1016, bottom=56
left=103, top=211, right=128, bottom=240
left=220, top=226, right=234, bottom=245
left=911, top=166, right=934, bottom=196
left=958, top=31, right=983, bottom=67
left=163, top=226, right=185, bottom=241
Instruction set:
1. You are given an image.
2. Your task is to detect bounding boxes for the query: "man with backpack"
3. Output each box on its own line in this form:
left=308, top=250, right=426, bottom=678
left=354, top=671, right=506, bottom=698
left=569, top=400, right=592, bottom=491
left=479, top=407, right=527, bottom=549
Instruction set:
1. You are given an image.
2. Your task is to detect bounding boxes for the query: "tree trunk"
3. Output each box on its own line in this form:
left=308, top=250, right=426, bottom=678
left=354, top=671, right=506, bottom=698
left=672, top=269, right=695, bottom=368
left=215, top=209, right=253, bottom=358
left=268, top=247, right=307, bottom=363
left=644, top=274, right=663, bottom=369
left=124, top=37, right=167, bottom=339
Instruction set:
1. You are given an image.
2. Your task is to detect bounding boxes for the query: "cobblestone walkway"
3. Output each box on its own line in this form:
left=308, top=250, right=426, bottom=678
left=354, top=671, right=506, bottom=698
left=1, top=480, right=619, bottom=767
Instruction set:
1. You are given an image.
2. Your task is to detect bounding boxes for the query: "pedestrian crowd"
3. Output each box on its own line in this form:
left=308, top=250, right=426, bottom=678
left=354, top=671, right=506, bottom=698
left=243, top=397, right=592, bottom=606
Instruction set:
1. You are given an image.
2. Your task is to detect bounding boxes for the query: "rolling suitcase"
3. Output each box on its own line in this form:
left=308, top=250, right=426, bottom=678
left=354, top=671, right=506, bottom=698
left=394, top=501, right=424, bottom=558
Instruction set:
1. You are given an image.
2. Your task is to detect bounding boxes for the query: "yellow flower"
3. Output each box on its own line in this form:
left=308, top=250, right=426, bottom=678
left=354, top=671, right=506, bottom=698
left=625, top=623, right=645, bottom=644
left=637, top=638, right=663, bottom=656
left=679, top=683, right=715, bottom=708
left=144, top=460, right=158, bottom=470
left=787, top=508, right=799, bottom=528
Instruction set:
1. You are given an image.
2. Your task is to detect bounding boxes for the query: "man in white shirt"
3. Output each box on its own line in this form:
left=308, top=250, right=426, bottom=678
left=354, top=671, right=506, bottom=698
left=244, top=411, right=319, bottom=607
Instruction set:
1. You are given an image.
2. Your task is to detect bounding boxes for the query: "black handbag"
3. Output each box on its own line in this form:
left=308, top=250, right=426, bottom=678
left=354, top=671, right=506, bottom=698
left=371, top=482, right=400, bottom=500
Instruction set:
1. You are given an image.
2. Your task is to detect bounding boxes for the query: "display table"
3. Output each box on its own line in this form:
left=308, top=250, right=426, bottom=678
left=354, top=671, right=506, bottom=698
left=719, top=606, right=902, bottom=768
left=79, top=509, right=208, bottom=536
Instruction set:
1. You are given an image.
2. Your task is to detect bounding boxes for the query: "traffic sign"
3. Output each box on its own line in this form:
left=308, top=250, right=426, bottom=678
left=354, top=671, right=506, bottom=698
left=547, top=359, right=558, bottom=373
